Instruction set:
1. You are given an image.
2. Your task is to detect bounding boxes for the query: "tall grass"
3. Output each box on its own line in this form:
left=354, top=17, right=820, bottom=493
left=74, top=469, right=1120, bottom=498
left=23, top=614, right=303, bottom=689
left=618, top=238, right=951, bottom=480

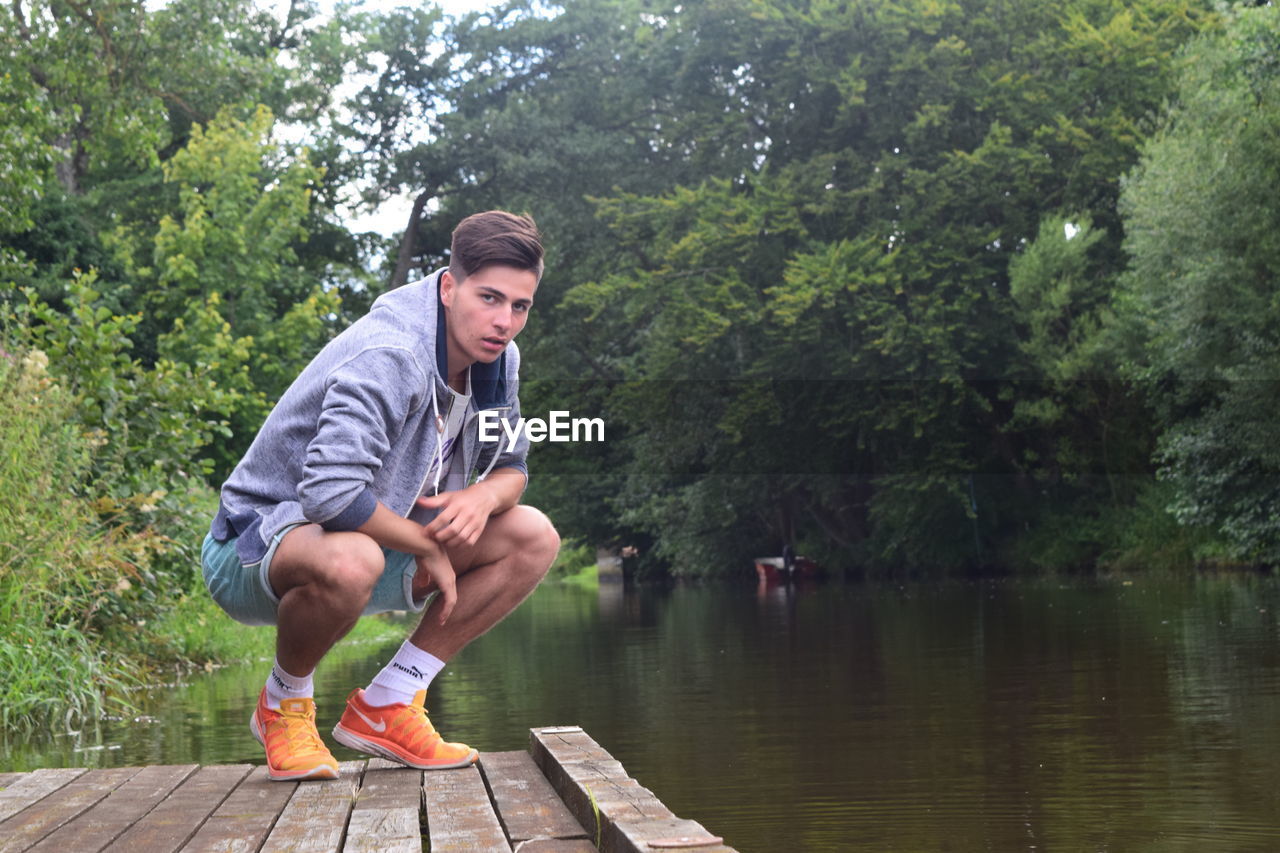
left=0, top=349, right=144, bottom=728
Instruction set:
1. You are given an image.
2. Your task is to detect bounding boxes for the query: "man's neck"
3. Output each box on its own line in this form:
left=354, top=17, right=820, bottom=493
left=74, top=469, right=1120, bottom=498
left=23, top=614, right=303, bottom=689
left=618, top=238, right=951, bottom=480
left=445, top=338, right=472, bottom=393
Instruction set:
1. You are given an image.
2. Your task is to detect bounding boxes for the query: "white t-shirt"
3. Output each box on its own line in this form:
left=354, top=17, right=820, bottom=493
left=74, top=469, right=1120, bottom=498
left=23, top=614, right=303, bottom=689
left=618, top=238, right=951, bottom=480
left=424, top=369, right=471, bottom=493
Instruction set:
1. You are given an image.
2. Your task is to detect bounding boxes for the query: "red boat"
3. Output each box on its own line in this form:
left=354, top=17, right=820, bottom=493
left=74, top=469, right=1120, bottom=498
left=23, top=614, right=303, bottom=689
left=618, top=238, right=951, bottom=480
left=754, top=555, right=820, bottom=583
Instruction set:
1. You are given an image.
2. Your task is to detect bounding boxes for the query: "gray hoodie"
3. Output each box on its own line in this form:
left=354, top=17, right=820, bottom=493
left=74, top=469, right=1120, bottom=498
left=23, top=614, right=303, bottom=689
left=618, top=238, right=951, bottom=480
left=210, top=269, right=530, bottom=564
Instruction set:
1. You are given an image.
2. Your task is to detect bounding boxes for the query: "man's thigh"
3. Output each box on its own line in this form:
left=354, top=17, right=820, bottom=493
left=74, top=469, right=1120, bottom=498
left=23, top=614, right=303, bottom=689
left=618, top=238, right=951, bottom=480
left=268, top=523, right=383, bottom=594
left=268, top=523, right=426, bottom=615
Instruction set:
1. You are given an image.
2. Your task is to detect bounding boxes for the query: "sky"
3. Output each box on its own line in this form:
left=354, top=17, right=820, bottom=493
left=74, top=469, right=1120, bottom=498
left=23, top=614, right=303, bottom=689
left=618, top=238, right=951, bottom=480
left=329, top=0, right=504, bottom=237
left=140, top=0, right=506, bottom=235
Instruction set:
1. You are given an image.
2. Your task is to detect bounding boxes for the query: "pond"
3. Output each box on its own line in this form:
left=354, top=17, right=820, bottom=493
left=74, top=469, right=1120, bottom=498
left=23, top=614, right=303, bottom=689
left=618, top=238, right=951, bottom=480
left=3, top=575, right=1280, bottom=851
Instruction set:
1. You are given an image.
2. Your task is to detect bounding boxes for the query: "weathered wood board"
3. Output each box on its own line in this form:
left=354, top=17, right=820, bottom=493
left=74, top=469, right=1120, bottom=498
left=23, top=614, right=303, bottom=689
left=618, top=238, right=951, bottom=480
left=25, top=764, right=199, bottom=853
left=344, top=759, right=422, bottom=853
left=479, top=750, right=588, bottom=845
left=178, top=765, right=298, bottom=853
left=0, top=724, right=738, bottom=853
left=422, top=763, right=511, bottom=851
left=0, top=768, right=89, bottom=823
left=530, top=727, right=737, bottom=853
left=259, top=760, right=367, bottom=853
left=0, top=767, right=140, bottom=853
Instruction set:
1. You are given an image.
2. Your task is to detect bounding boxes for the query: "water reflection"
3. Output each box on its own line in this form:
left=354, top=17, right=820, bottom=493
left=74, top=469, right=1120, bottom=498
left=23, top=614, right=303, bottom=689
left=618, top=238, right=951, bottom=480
left=3, top=576, right=1280, bottom=852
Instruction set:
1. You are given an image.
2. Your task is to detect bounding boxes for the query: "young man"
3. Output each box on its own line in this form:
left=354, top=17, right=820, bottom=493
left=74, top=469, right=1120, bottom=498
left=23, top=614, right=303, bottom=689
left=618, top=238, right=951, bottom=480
left=201, top=210, right=560, bottom=780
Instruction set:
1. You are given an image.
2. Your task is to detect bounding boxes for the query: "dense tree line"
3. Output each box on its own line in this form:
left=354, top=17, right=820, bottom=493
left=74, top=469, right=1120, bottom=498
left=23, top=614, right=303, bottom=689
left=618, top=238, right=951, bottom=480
left=2, top=0, right=1278, bottom=579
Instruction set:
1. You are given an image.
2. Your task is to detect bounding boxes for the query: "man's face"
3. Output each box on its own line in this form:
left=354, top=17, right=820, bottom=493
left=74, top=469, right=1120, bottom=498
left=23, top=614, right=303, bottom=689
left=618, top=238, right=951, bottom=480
left=440, top=264, right=538, bottom=366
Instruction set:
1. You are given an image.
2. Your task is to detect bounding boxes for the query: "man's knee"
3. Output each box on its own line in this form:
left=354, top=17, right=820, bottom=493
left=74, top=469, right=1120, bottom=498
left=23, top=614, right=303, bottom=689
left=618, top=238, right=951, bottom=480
left=505, top=505, right=560, bottom=580
left=281, top=530, right=384, bottom=601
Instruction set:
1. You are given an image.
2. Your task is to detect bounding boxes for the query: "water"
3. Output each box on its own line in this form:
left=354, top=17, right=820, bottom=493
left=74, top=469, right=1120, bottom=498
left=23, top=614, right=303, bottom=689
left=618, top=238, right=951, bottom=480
left=4, top=576, right=1280, bottom=851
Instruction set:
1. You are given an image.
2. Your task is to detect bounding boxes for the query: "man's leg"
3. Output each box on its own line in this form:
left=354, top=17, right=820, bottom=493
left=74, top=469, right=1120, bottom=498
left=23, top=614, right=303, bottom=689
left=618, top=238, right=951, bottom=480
left=268, top=525, right=386, bottom=675
left=334, top=505, right=559, bottom=768
left=413, top=504, right=560, bottom=657
left=249, top=524, right=386, bottom=781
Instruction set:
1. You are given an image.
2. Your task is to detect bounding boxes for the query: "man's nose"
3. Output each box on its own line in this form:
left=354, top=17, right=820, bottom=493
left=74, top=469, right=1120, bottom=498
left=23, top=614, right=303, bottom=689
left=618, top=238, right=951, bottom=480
left=492, top=307, right=512, bottom=332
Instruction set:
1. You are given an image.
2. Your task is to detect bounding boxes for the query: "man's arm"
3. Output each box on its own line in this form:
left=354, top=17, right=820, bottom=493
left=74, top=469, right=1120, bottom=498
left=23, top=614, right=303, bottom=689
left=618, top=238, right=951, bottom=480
left=418, top=466, right=525, bottom=547
left=356, top=501, right=457, bottom=622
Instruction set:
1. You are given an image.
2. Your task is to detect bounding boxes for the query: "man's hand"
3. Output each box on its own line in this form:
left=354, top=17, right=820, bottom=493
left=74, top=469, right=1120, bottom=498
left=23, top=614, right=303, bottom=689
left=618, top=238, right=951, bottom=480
left=413, top=542, right=457, bottom=624
left=418, top=484, right=500, bottom=547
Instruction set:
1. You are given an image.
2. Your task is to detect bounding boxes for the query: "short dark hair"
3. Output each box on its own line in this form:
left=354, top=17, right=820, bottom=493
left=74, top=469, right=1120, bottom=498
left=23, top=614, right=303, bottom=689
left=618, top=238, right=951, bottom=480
left=449, top=210, right=544, bottom=282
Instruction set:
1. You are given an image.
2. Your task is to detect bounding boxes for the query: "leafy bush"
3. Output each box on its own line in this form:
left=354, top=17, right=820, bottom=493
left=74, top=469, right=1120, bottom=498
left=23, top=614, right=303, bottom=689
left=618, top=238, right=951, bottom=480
left=0, top=347, right=144, bottom=727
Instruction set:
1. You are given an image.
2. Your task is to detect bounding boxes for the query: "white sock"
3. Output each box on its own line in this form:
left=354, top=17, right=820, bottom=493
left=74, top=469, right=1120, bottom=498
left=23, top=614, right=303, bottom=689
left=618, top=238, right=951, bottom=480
left=264, top=659, right=314, bottom=710
left=363, top=641, right=446, bottom=707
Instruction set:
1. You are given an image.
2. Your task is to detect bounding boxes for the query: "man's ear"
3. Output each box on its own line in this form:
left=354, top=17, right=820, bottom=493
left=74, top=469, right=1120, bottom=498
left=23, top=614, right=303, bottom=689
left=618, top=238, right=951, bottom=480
left=440, top=270, right=455, bottom=308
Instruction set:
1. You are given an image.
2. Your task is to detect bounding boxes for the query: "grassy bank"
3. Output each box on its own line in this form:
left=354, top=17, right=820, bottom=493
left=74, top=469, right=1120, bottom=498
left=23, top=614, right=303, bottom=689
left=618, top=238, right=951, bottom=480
left=148, top=586, right=405, bottom=667
left=0, top=346, right=404, bottom=731
left=545, top=539, right=598, bottom=590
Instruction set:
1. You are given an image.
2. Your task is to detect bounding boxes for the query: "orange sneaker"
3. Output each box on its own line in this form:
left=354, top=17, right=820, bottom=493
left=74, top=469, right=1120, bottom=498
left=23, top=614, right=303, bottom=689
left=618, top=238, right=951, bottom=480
left=332, top=688, right=478, bottom=770
left=249, top=689, right=340, bottom=781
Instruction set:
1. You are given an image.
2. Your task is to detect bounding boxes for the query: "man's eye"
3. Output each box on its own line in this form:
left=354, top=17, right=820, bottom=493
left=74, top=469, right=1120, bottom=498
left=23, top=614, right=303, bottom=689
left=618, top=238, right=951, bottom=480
left=513, top=304, right=529, bottom=313
left=481, top=294, right=497, bottom=303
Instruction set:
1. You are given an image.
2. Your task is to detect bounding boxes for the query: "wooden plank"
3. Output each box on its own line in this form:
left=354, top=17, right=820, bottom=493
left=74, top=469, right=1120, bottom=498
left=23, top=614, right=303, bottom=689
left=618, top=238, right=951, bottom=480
left=0, top=768, right=87, bottom=823
left=259, top=760, right=366, bottom=853
left=529, top=729, right=736, bottom=853
left=0, top=768, right=141, bottom=853
left=104, top=764, right=253, bottom=853
left=0, top=772, right=24, bottom=790
left=342, top=758, right=421, bottom=853
left=421, top=764, right=510, bottom=852
left=607, top=819, right=728, bottom=853
left=478, top=751, right=588, bottom=844
left=529, top=729, right=667, bottom=836
left=179, top=766, right=298, bottom=853
left=26, top=764, right=199, bottom=853
left=513, top=840, right=598, bottom=853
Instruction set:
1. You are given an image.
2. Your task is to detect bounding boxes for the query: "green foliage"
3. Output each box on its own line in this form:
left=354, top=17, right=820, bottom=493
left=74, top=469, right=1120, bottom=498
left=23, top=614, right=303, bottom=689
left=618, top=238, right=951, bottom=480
left=5, top=276, right=233, bottom=659
left=1009, top=216, right=1112, bottom=381
left=1100, top=478, right=1212, bottom=572
left=0, top=0, right=1254, bottom=713
left=104, top=105, right=342, bottom=474
left=0, top=66, right=57, bottom=233
left=1118, top=3, right=1280, bottom=563
left=0, top=348, right=145, bottom=728
left=111, top=106, right=321, bottom=338
left=401, top=0, right=1208, bottom=573
left=11, top=273, right=234, bottom=492
left=546, top=539, right=596, bottom=580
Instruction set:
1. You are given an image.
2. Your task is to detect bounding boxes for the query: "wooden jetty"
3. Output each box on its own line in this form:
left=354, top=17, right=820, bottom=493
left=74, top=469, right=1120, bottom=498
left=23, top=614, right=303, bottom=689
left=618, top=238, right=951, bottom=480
left=0, top=726, right=737, bottom=853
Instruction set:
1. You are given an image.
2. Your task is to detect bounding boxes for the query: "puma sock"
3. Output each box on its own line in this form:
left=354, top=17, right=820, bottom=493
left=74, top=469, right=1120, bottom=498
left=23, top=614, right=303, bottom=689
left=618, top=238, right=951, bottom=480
left=264, top=659, right=314, bottom=710
left=363, top=641, right=446, bottom=707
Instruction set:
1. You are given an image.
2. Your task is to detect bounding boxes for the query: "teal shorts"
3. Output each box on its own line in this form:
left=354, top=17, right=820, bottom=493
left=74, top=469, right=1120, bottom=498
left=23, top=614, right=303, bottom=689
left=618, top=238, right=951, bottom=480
left=200, top=523, right=428, bottom=626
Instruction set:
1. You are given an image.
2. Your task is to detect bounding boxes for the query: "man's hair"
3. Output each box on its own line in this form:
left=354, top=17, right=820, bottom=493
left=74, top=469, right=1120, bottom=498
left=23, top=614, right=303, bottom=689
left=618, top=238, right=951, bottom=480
left=449, top=210, right=544, bottom=282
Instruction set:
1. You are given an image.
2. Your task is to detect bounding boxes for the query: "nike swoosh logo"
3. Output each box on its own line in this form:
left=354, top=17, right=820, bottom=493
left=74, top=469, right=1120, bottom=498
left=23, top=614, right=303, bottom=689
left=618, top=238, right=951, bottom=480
left=353, top=707, right=387, bottom=733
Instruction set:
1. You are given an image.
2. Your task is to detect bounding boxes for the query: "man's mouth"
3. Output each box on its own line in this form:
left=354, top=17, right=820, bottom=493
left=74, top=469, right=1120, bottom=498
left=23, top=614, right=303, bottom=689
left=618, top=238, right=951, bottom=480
left=481, top=337, right=506, bottom=351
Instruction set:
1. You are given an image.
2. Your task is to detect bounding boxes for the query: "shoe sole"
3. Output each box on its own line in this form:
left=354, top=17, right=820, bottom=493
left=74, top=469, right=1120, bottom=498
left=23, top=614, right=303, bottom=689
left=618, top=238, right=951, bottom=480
left=250, top=709, right=340, bottom=781
left=332, top=723, right=479, bottom=770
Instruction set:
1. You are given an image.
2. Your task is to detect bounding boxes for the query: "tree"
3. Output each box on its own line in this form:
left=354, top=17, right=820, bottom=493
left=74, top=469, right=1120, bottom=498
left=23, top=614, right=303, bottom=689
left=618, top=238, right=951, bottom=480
left=1118, top=3, right=1280, bottom=563
left=104, top=105, right=342, bottom=476
left=516, top=0, right=1210, bottom=571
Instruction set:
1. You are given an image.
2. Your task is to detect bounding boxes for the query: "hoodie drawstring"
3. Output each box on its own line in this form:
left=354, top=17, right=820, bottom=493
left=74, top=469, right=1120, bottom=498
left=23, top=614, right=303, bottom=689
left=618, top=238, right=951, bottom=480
left=429, top=386, right=444, bottom=496
left=432, top=383, right=510, bottom=490
left=476, top=423, right=507, bottom=483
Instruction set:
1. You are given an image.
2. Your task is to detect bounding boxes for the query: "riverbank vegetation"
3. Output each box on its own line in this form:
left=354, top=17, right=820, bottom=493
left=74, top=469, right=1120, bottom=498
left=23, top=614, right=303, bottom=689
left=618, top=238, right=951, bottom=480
left=2, top=0, right=1279, bottom=726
